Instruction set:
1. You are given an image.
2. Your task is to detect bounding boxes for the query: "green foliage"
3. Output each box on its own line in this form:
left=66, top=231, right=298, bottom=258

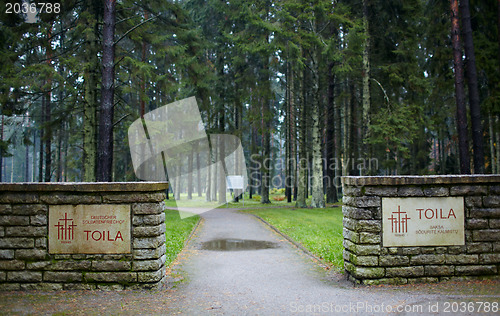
left=270, top=188, right=286, bottom=195
left=369, top=103, right=421, bottom=156
left=1, top=0, right=498, bottom=182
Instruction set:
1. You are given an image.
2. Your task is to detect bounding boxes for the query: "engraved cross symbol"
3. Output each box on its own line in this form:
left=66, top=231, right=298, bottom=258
left=388, top=206, right=410, bottom=233
left=54, top=213, right=76, bottom=240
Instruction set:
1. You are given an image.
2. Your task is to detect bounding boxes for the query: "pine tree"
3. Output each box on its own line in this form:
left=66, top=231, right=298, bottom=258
left=451, top=0, right=471, bottom=174
left=460, top=0, right=484, bottom=174
left=97, top=0, right=117, bottom=182
left=81, top=0, right=101, bottom=182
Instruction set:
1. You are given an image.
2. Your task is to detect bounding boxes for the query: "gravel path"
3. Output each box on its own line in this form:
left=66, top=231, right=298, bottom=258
left=164, top=208, right=500, bottom=315
left=0, top=208, right=499, bottom=315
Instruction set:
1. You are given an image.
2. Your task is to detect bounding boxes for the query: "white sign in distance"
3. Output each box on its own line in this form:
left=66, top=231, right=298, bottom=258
left=49, top=204, right=131, bottom=254
left=226, top=175, right=244, bottom=189
left=382, top=197, right=464, bottom=247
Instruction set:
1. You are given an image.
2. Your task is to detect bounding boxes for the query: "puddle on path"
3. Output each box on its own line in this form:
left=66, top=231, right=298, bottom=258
left=201, top=238, right=279, bottom=251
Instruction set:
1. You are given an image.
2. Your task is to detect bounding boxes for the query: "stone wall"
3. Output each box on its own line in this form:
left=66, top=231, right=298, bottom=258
left=0, top=182, right=169, bottom=290
left=342, top=175, right=500, bottom=285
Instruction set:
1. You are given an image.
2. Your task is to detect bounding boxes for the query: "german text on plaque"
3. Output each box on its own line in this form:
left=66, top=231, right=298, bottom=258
left=49, top=205, right=131, bottom=254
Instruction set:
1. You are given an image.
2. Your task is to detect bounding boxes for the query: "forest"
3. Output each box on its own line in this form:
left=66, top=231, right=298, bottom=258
left=0, top=0, right=498, bottom=206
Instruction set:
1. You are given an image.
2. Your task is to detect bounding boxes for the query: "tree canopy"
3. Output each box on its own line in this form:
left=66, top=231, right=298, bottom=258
left=0, top=0, right=498, bottom=206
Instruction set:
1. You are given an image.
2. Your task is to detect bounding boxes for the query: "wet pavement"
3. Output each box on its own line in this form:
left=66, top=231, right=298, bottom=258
left=0, top=208, right=499, bottom=315
left=164, top=208, right=500, bottom=315
left=200, top=238, right=279, bottom=251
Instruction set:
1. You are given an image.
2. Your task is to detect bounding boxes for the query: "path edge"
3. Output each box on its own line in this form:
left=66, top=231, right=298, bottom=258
left=248, top=213, right=333, bottom=271
left=164, top=215, right=204, bottom=289
left=184, top=216, right=203, bottom=246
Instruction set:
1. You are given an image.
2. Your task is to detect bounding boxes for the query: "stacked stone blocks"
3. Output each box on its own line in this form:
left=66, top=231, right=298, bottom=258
left=342, top=175, right=500, bottom=285
left=0, top=182, right=168, bottom=290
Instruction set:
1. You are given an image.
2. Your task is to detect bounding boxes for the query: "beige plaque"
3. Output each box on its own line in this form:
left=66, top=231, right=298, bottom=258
left=382, top=197, right=464, bottom=247
left=49, top=205, right=131, bottom=254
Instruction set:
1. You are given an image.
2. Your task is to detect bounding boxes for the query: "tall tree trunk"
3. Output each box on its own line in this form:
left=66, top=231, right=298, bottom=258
left=439, top=130, right=445, bottom=174
left=451, top=0, right=471, bottom=174
left=0, top=109, right=3, bottom=182
left=260, top=64, right=272, bottom=203
left=63, top=121, right=69, bottom=181
left=285, top=114, right=290, bottom=201
left=498, top=0, right=500, bottom=64
left=187, top=149, right=193, bottom=200
left=310, top=49, right=325, bottom=208
left=218, top=134, right=227, bottom=204
left=82, top=0, right=99, bottom=182
left=334, top=69, right=342, bottom=195
left=56, top=125, right=62, bottom=182
left=174, top=165, right=181, bottom=200
left=97, top=0, right=116, bottom=182
left=261, top=96, right=271, bottom=204
left=342, top=80, right=349, bottom=176
left=249, top=121, right=256, bottom=199
left=296, top=66, right=307, bottom=208
left=489, top=114, right=496, bottom=174
left=460, top=0, right=484, bottom=173
left=260, top=5, right=272, bottom=204
left=361, top=0, right=371, bottom=173
left=140, top=11, right=148, bottom=118
left=211, top=139, right=218, bottom=201
left=286, top=59, right=293, bottom=203
left=496, top=117, right=500, bottom=174
left=349, top=81, right=357, bottom=176
left=290, top=68, right=297, bottom=202
left=326, top=63, right=337, bottom=203
left=43, top=92, right=51, bottom=182
left=38, top=126, right=44, bottom=182
left=56, top=20, right=66, bottom=183
left=205, top=148, right=212, bottom=202
left=82, top=81, right=97, bottom=181
left=44, top=26, right=53, bottom=182
left=10, top=151, right=13, bottom=182
left=25, top=135, right=30, bottom=182
left=497, top=0, right=500, bottom=174
left=32, top=131, right=36, bottom=181
left=196, top=146, right=202, bottom=197
left=310, top=104, right=324, bottom=208
left=233, top=93, right=241, bottom=202
left=218, top=101, right=227, bottom=204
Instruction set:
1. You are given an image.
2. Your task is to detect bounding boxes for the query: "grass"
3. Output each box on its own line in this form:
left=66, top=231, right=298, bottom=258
left=243, top=205, right=344, bottom=270
left=164, top=210, right=200, bottom=266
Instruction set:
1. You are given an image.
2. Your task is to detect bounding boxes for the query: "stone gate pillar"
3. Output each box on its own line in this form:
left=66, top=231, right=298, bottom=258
left=0, top=182, right=168, bottom=290
left=342, top=175, right=500, bottom=285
